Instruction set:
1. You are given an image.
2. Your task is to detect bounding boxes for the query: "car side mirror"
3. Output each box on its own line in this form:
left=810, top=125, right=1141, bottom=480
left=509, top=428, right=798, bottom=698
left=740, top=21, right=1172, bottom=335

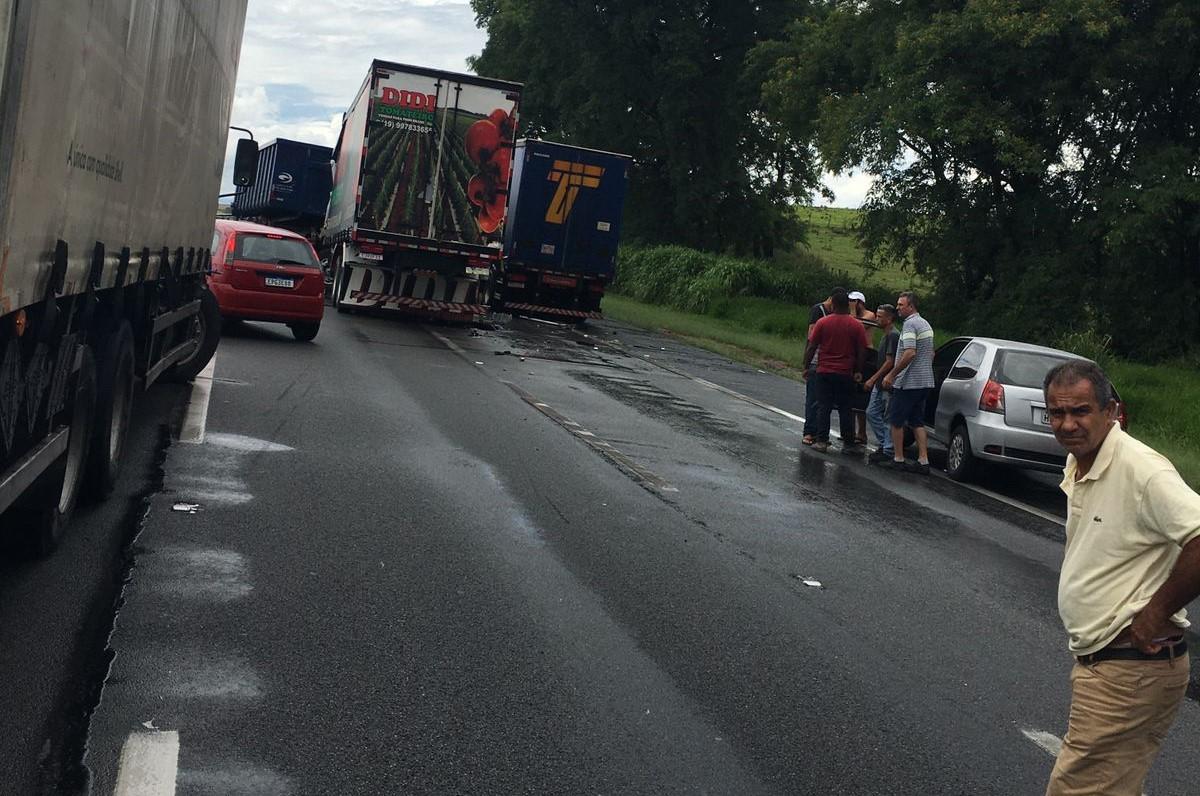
left=232, top=139, right=259, bottom=187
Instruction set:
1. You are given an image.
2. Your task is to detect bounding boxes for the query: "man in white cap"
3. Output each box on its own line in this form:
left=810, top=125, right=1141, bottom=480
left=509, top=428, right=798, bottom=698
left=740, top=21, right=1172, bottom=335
left=847, top=291, right=877, bottom=443
left=848, top=291, right=876, bottom=324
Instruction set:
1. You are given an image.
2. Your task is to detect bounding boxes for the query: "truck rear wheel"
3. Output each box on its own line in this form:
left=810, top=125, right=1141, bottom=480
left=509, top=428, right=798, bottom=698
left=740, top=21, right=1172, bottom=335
left=87, top=321, right=135, bottom=498
left=165, top=288, right=220, bottom=382
left=19, top=345, right=97, bottom=557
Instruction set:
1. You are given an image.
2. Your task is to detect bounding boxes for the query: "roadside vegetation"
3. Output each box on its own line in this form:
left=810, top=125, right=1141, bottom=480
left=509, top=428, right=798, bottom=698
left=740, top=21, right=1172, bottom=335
left=472, top=0, right=1199, bottom=484
left=607, top=238, right=1200, bottom=490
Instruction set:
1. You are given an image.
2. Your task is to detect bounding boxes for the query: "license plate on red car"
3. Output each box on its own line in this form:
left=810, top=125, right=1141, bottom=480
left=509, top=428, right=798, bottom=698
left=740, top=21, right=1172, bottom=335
left=265, top=276, right=294, bottom=288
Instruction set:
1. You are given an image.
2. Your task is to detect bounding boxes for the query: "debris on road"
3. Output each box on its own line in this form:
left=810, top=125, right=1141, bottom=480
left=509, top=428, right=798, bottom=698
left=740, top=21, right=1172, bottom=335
left=172, top=502, right=200, bottom=514
left=794, top=575, right=823, bottom=588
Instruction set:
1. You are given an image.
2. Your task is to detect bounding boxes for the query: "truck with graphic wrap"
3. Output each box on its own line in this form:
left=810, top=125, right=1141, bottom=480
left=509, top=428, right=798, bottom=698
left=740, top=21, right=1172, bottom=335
left=0, top=1, right=250, bottom=554
left=323, top=60, right=521, bottom=319
left=495, top=140, right=630, bottom=321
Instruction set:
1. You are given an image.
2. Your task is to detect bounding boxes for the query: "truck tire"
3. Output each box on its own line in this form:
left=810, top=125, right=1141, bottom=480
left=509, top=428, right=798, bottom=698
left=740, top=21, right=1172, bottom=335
left=945, top=422, right=977, bottom=482
left=86, top=321, right=135, bottom=498
left=289, top=321, right=320, bottom=342
left=20, top=345, right=97, bottom=557
left=165, top=288, right=221, bottom=382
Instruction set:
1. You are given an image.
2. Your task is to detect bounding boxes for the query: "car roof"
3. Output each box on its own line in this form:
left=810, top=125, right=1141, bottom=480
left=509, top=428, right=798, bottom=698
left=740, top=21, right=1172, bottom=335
left=215, top=218, right=309, bottom=241
left=948, top=336, right=1090, bottom=361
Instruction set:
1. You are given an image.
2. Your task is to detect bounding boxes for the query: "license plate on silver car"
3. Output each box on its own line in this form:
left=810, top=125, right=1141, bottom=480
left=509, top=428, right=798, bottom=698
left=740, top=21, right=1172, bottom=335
left=265, top=276, right=294, bottom=288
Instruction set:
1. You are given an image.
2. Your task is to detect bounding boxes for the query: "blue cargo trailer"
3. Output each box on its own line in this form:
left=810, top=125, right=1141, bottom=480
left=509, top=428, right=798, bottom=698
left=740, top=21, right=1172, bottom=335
left=497, top=139, right=630, bottom=320
left=232, top=138, right=333, bottom=236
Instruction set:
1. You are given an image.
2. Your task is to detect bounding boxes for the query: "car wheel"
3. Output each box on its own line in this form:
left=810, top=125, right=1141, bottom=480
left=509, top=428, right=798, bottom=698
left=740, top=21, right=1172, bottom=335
left=86, top=321, right=135, bottom=499
left=946, top=423, right=977, bottom=482
left=290, top=321, right=320, bottom=342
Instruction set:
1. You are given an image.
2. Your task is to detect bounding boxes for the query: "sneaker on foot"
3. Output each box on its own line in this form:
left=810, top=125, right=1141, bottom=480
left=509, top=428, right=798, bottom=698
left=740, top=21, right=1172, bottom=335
left=812, top=441, right=830, bottom=452
left=867, top=449, right=892, bottom=464
left=904, top=460, right=931, bottom=475
left=841, top=443, right=864, bottom=455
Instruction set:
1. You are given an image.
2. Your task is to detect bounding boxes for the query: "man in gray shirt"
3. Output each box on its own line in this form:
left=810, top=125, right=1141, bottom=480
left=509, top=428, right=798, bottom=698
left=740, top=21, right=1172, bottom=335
left=882, top=292, right=935, bottom=474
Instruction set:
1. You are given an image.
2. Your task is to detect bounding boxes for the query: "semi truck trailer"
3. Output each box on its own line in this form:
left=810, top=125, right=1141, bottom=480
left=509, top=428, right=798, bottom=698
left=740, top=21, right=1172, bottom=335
left=496, top=139, right=630, bottom=322
left=231, top=138, right=333, bottom=243
left=324, top=60, right=522, bottom=320
left=0, top=0, right=250, bottom=553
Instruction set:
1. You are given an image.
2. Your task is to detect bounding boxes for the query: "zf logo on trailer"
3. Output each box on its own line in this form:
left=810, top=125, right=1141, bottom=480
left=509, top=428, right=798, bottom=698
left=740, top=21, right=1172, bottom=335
left=545, top=160, right=603, bottom=224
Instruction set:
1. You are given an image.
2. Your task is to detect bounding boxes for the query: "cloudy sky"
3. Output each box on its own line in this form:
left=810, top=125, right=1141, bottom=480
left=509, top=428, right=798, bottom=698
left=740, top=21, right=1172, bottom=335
left=220, top=0, right=868, bottom=208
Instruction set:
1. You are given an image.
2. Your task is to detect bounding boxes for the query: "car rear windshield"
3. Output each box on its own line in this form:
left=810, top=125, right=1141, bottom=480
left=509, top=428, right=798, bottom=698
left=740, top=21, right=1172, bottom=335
left=994, top=350, right=1073, bottom=389
left=235, top=234, right=319, bottom=267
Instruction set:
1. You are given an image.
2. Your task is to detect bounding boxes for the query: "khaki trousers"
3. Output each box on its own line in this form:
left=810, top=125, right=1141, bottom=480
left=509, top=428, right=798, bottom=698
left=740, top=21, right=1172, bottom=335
left=1046, top=653, right=1190, bottom=796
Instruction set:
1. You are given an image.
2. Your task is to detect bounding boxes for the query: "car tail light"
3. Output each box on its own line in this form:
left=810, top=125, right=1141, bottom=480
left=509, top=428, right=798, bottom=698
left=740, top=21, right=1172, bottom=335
left=979, top=379, right=1005, bottom=413
left=507, top=272, right=527, bottom=283
left=1117, top=401, right=1129, bottom=430
left=588, top=280, right=605, bottom=294
left=212, top=233, right=236, bottom=276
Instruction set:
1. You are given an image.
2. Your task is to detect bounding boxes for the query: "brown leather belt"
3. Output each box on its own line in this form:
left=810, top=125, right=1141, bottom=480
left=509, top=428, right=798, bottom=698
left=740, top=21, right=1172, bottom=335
left=1077, top=640, right=1188, bottom=665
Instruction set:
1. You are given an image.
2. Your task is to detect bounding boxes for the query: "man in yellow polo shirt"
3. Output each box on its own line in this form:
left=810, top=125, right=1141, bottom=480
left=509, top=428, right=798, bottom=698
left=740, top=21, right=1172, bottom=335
left=1042, top=360, right=1200, bottom=796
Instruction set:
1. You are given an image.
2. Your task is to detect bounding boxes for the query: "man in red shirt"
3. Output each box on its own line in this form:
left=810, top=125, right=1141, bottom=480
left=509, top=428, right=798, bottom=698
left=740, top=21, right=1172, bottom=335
left=802, top=288, right=870, bottom=453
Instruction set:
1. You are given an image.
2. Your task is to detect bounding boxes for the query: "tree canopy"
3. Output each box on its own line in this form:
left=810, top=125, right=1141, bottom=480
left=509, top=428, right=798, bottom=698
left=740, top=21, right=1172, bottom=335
left=470, top=0, right=1200, bottom=359
left=760, top=0, right=1200, bottom=357
left=469, top=0, right=820, bottom=255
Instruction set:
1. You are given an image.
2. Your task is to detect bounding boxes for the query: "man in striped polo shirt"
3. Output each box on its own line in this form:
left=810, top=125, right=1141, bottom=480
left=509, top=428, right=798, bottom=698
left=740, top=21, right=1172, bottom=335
left=882, top=291, right=935, bottom=474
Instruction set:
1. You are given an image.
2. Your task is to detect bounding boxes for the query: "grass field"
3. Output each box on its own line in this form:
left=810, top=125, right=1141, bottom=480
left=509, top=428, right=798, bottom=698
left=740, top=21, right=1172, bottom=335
left=787, top=206, right=929, bottom=292
left=603, top=293, right=1200, bottom=490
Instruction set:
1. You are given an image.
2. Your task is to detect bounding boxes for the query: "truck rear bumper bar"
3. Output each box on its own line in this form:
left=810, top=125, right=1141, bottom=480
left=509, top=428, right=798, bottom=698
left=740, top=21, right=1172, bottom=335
left=503, top=302, right=602, bottom=320
left=349, top=291, right=488, bottom=317
left=0, top=427, right=69, bottom=516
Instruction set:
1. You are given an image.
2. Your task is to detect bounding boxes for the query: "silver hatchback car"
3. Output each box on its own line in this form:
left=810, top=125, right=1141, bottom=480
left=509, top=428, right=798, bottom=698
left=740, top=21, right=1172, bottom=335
left=923, top=337, right=1126, bottom=481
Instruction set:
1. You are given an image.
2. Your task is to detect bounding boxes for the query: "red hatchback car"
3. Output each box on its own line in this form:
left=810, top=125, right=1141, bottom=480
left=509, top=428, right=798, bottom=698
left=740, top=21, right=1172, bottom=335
left=209, top=219, right=325, bottom=341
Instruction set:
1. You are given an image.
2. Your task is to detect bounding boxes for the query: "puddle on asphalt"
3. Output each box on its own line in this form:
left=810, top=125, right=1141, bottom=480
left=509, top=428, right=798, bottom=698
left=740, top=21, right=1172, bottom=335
left=570, top=371, right=763, bottom=458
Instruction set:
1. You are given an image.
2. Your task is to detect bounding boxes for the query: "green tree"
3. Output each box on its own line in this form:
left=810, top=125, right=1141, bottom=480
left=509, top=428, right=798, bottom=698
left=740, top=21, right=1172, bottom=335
left=761, top=0, right=1200, bottom=358
left=469, top=0, right=820, bottom=255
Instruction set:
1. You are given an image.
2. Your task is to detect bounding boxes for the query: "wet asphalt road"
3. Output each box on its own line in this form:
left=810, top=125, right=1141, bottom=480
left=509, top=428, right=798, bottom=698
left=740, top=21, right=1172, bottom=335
left=0, top=382, right=184, bottom=795
left=6, top=310, right=1200, bottom=794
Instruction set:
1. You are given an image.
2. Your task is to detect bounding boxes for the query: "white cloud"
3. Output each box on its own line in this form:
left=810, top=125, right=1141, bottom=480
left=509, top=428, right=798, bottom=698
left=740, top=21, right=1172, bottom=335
left=814, top=169, right=875, bottom=209
left=220, top=2, right=877, bottom=213
left=220, top=0, right=486, bottom=194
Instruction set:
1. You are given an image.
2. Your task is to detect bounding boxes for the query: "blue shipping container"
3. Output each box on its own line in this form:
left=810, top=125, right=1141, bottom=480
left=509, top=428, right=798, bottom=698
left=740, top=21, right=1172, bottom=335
left=232, top=138, right=333, bottom=221
left=503, top=139, right=630, bottom=278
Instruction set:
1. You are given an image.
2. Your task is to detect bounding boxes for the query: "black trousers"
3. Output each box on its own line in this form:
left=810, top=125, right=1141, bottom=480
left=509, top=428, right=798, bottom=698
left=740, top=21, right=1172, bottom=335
left=812, top=372, right=856, bottom=443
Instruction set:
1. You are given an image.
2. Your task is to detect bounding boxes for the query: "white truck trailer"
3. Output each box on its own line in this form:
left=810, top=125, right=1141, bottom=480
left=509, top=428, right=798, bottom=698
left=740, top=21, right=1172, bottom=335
left=0, top=1, right=250, bottom=553
left=324, top=60, right=522, bottom=320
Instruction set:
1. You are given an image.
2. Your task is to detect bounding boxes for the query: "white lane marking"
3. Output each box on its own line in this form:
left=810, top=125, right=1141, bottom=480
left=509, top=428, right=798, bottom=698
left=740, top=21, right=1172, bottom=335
left=1021, top=728, right=1063, bottom=758
left=428, top=330, right=471, bottom=359
left=113, top=730, right=179, bottom=796
left=178, top=356, right=216, bottom=444
left=955, top=480, right=1065, bottom=525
